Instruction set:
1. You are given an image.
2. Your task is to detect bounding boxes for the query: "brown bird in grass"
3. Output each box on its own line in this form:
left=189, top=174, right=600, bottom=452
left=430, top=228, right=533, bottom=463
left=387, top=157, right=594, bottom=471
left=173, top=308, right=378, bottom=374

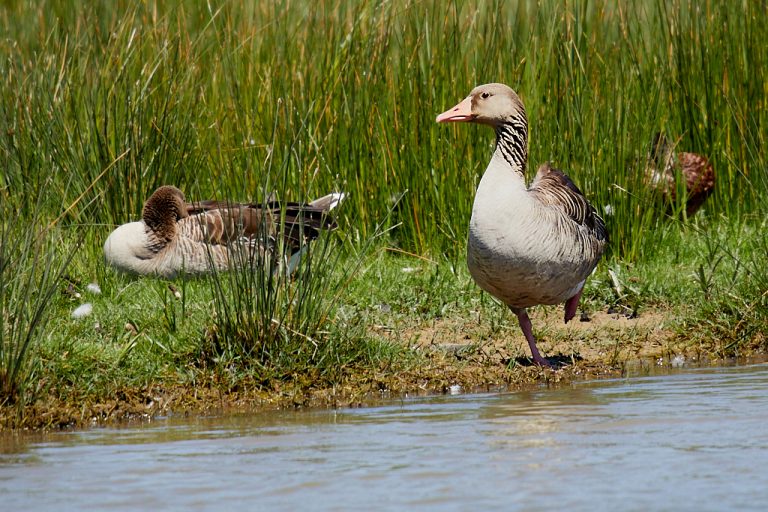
left=104, top=186, right=344, bottom=278
left=646, top=133, right=715, bottom=217
left=436, top=83, right=607, bottom=367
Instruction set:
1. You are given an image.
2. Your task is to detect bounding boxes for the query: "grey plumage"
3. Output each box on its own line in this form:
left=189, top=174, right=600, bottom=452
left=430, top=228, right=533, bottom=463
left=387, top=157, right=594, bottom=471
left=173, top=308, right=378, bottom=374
left=437, top=83, right=607, bottom=366
left=104, top=186, right=344, bottom=278
left=530, top=164, right=608, bottom=254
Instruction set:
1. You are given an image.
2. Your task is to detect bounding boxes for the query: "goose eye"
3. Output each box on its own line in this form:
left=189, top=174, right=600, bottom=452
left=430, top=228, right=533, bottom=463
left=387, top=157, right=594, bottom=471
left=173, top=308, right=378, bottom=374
left=481, top=92, right=490, bottom=99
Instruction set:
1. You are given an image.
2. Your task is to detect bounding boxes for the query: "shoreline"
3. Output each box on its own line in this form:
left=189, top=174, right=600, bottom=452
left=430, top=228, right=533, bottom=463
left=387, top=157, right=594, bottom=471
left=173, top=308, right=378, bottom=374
left=4, top=307, right=763, bottom=432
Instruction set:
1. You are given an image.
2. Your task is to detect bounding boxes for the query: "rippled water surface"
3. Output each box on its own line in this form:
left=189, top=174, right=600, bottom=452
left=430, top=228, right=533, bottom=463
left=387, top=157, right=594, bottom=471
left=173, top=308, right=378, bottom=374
left=2, top=363, right=768, bottom=511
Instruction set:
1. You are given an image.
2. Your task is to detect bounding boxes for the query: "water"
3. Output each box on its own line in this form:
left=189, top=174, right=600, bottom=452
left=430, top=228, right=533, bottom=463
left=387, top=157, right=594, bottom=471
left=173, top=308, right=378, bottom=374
left=2, top=363, right=768, bottom=511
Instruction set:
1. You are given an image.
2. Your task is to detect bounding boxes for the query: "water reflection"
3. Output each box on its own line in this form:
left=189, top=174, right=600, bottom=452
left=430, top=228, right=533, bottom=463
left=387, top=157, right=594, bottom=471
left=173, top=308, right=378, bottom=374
left=2, top=364, right=767, bottom=511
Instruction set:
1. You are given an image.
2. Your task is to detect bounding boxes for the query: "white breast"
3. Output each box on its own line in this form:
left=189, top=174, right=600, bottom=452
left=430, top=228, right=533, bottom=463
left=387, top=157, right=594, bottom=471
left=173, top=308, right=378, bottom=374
left=103, top=221, right=206, bottom=278
left=103, top=222, right=158, bottom=275
left=467, top=160, right=590, bottom=308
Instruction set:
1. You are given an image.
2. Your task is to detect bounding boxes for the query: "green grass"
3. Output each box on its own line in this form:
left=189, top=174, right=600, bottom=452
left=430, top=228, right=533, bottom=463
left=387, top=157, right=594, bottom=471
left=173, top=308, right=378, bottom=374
left=0, top=204, right=75, bottom=413
left=1, top=0, right=766, bottom=427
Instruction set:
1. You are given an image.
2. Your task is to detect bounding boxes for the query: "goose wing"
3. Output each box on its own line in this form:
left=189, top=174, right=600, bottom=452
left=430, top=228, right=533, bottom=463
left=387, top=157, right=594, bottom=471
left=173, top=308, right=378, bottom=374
left=183, top=200, right=339, bottom=251
left=529, top=163, right=608, bottom=243
left=678, top=152, right=715, bottom=195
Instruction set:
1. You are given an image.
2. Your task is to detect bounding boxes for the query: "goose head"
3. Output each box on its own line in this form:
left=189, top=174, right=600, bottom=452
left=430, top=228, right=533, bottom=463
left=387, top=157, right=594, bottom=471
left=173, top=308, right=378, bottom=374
left=142, top=185, right=187, bottom=241
left=103, top=186, right=187, bottom=274
left=436, top=83, right=526, bottom=127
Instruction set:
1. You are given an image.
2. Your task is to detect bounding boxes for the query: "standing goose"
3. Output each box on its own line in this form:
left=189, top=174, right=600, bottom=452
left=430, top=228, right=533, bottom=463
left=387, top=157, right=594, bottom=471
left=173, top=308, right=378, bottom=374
left=646, top=133, right=715, bottom=217
left=436, top=83, right=607, bottom=367
left=104, top=186, right=344, bottom=278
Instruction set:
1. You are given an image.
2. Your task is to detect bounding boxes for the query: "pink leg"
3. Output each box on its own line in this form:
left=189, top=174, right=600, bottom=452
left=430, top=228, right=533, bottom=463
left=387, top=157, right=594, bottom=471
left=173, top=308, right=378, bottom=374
left=512, top=308, right=552, bottom=367
left=564, top=286, right=584, bottom=324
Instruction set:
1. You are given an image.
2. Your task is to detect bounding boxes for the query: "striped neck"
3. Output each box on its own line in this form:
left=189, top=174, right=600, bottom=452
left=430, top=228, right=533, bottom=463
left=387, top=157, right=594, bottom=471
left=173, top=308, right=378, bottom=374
left=493, top=114, right=528, bottom=176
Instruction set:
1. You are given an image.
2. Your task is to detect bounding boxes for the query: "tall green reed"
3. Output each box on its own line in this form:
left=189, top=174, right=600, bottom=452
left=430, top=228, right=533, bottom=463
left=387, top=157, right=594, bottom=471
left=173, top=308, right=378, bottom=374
left=1, top=0, right=765, bottom=261
left=202, top=84, right=393, bottom=381
left=0, top=201, right=76, bottom=409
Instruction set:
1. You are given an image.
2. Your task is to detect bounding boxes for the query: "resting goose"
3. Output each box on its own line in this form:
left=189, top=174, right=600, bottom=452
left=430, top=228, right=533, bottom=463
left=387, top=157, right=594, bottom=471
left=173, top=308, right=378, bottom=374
left=646, top=133, right=715, bottom=217
left=104, top=185, right=344, bottom=278
left=436, top=83, right=608, bottom=367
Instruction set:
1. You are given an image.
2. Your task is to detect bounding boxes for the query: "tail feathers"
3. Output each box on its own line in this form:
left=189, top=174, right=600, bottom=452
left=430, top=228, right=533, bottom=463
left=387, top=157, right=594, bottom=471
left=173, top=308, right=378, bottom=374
left=275, top=192, right=346, bottom=252
left=309, top=192, right=346, bottom=211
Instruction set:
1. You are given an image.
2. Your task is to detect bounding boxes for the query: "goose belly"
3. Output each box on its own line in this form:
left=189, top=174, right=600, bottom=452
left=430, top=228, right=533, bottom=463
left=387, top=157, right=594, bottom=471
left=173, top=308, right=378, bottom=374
left=466, top=222, right=591, bottom=308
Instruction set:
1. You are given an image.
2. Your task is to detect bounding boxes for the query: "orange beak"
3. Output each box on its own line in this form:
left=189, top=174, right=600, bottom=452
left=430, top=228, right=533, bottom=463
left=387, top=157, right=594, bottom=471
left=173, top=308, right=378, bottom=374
left=436, top=96, right=475, bottom=123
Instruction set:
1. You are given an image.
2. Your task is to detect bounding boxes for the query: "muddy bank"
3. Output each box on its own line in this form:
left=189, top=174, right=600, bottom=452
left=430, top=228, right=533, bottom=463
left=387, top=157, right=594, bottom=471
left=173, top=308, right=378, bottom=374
left=2, top=307, right=762, bottom=431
